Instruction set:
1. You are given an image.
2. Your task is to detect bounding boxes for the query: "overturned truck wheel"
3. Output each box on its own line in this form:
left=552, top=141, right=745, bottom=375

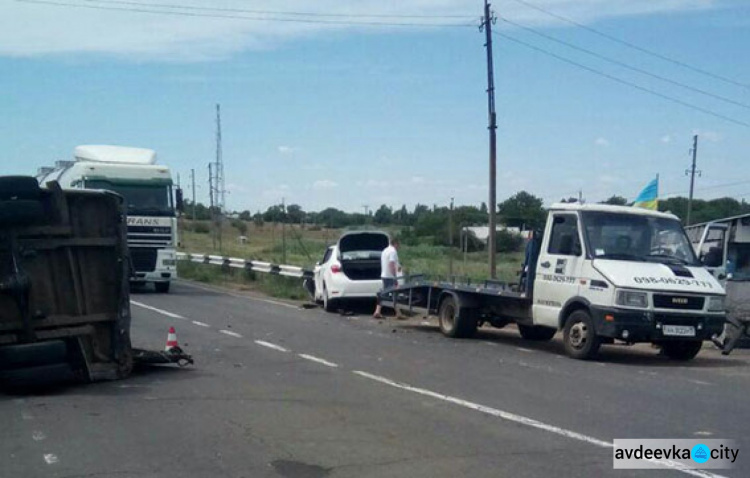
left=438, top=295, right=478, bottom=338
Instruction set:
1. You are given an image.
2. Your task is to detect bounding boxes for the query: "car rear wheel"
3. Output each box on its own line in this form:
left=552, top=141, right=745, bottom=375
left=323, top=284, right=339, bottom=313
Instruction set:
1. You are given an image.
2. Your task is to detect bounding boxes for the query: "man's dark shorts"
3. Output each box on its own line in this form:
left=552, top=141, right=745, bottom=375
left=377, top=278, right=397, bottom=305
left=381, top=278, right=397, bottom=289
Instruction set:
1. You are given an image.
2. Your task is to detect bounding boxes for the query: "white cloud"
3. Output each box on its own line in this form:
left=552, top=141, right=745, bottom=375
left=312, top=179, right=337, bottom=190
left=2, top=1, right=718, bottom=60
left=660, top=135, right=672, bottom=143
left=277, top=146, right=296, bottom=155
left=595, top=137, right=610, bottom=147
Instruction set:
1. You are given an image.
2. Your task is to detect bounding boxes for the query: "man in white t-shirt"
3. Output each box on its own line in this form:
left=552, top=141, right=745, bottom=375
left=373, top=237, right=400, bottom=319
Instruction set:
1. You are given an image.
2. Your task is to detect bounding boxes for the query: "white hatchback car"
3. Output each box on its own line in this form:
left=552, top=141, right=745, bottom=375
left=311, top=231, right=390, bottom=312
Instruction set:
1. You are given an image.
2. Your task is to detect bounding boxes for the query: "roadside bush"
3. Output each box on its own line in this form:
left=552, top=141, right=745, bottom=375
left=193, top=222, right=210, bottom=234
left=231, top=219, right=248, bottom=235
left=496, top=230, right=523, bottom=253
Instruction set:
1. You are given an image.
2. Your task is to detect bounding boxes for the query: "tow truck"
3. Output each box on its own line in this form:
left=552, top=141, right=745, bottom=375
left=380, top=203, right=726, bottom=361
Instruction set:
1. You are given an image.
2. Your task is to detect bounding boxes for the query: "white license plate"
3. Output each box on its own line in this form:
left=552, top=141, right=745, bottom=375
left=662, top=325, right=696, bottom=337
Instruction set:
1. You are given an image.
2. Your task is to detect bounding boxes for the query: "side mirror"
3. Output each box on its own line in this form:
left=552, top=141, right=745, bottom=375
left=175, top=188, right=184, bottom=213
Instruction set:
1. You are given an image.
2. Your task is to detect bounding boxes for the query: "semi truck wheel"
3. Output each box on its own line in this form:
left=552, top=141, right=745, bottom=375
left=155, top=282, right=170, bottom=293
left=438, top=296, right=478, bottom=338
left=563, top=310, right=601, bottom=360
left=661, top=341, right=702, bottom=361
left=518, top=324, right=557, bottom=342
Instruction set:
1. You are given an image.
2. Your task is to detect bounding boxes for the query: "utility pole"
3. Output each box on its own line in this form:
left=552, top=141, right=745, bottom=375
left=190, top=168, right=196, bottom=222
left=214, top=104, right=224, bottom=252
left=208, top=163, right=215, bottom=249
left=281, top=198, right=287, bottom=265
left=481, top=0, right=498, bottom=278
left=449, top=197, right=455, bottom=278
left=685, top=134, right=700, bottom=226
left=578, top=189, right=583, bottom=203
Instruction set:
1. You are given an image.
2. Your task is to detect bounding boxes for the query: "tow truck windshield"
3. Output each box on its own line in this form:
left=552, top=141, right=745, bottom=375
left=85, top=180, right=174, bottom=217
left=581, top=211, right=699, bottom=266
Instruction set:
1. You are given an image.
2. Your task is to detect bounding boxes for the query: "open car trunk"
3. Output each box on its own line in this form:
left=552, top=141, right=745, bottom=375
left=338, top=232, right=389, bottom=281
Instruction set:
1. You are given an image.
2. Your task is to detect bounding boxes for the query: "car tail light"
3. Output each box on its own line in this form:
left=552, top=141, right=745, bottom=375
left=331, top=263, right=342, bottom=273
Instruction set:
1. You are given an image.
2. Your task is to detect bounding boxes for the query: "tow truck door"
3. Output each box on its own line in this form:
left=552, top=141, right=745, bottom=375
left=533, top=213, right=585, bottom=328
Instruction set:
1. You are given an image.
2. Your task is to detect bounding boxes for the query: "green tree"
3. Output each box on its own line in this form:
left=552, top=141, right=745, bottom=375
left=373, top=205, right=393, bottom=225
left=601, top=195, right=628, bottom=206
left=286, top=204, right=305, bottom=224
left=497, top=191, right=546, bottom=229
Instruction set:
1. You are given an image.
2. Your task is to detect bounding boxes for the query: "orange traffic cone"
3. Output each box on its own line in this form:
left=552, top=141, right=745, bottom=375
left=165, top=326, right=179, bottom=351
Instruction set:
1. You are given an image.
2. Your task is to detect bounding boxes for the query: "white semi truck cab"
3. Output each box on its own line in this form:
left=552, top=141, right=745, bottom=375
left=381, top=203, right=727, bottom=361
left=37, top=145, right=181, bottom=293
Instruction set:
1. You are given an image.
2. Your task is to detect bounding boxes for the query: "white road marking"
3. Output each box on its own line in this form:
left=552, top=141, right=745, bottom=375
left=517, top=347, right=534, bottom=353
left=254, top=340, right=289, bottom=352
left=688, top=379, right=711, bottom=386
left=352, top=371, right=727, bottom=478
left=43, top=454, right=58, bottom=465
left=483, top=341, right=497, bottom=347
left=21, top=412, right=34, bottom=420
left=258, top=298, right=300, bottom=310
left=130, top=301, right=185, bottom=320
left=192, top=321, right=210, bottom=328
left=298, top=354, right=338, bottom=368
left=219, top=330, right=242, bottom=338
left=694, top=431, right=714, bottom=436
left=32, top=431, right=46, bottom=442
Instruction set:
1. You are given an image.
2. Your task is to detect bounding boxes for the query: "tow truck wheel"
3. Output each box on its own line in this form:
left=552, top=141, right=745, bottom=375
left=518, top=324, right=557, bottom=342
left=438, top=296, right=478, bottom=339
left=563, top=310, right=601, bottom=360
left=661, top=340, right=702, bottom=361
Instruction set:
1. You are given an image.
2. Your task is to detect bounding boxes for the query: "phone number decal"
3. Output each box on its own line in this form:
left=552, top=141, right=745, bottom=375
left=633, top=276, right=713, bottom=288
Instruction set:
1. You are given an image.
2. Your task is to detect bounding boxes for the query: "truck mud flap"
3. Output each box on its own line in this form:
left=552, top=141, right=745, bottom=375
left=132, top=347, right=194, bottom=367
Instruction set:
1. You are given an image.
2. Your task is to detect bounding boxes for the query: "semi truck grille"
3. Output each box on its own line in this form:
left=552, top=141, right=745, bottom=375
left=653, top=294, right=705, bottom=310
left=130, top=248, right=157, bottom=273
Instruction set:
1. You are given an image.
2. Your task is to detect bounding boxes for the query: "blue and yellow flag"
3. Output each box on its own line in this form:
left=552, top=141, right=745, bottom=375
left=633, top=177, right=659, bottom=210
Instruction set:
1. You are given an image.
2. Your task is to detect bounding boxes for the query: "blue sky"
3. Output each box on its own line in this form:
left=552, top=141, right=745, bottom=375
left=1, top=0, right=749, bottom=213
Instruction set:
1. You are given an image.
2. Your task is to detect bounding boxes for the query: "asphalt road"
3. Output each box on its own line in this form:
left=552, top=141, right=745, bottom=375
left=3, top=280, right=750, bottom=478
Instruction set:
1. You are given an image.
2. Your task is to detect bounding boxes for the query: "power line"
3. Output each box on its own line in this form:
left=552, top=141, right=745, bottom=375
left=16, top=0, right=474, bottom=27
left=498, top=15, right=750, bottom=111
left=508, top=0, right=750, bottom=89
left=77, top=0, right=476, bottom=19
left=662, top=179, right=750, bottom=198
left=493, top=32, right=750, bottom=128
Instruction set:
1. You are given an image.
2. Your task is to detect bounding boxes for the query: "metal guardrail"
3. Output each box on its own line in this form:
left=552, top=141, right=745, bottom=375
left=175, top=252, right=313, bottom=279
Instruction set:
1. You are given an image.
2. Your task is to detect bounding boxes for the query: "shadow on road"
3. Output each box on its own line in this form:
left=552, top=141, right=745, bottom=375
left=395, top=322, right=748, bottom=369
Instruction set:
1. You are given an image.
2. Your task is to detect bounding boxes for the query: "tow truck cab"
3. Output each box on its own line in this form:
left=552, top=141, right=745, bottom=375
left=532, top=203, right=726, bottom=358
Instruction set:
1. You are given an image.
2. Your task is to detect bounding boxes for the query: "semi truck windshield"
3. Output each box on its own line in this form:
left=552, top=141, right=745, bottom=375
left=85, top=180, right=174, bottom=217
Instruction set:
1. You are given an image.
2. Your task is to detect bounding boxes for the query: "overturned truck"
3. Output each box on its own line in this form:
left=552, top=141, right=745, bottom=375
left=0, top=176, right=189, bottom=387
